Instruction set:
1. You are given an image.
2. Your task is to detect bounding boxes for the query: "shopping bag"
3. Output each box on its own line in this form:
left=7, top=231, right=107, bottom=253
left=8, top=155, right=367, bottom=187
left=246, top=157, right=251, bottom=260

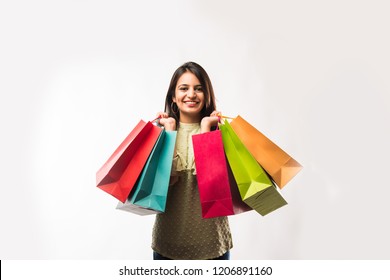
left=96, top=120, right=162, bottom=202
left=230, top=115, right=302, bottom=188
left=193, top=130, right=234, bottom=218
left=226, top=160, right=253, bottom=215
left=117, top=129, right=177, bottom=215
left=220, top=119, right=287, bottom=216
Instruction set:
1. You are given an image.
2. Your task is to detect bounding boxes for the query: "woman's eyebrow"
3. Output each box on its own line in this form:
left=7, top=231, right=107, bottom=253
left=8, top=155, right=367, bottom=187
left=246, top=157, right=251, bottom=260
left=177, top=84, right=202, bottom=87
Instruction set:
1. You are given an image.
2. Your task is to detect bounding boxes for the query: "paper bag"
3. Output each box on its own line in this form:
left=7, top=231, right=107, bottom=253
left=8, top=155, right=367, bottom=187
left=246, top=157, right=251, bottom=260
left=220, top=119, right=287, bottom=216
left=230, top=115, right=302, bottom=188
left=96, top=120, right=162, bottom=202
left=117, top=130, right=177, bottom=215
left=193, top=130, right=234, bottom=218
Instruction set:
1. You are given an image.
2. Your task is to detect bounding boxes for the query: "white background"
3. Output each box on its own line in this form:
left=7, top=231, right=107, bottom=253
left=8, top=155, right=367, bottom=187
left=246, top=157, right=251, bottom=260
left=1, top=0, right=389, bottom=260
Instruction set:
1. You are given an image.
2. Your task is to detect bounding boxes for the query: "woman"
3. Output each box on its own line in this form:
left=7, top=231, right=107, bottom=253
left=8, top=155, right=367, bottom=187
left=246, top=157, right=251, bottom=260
left=152, top=62, right=233, bottom=260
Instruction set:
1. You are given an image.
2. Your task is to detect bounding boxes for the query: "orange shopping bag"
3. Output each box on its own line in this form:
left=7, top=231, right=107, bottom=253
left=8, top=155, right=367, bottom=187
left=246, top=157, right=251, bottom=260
left=230, top=115, right=302, bottom=188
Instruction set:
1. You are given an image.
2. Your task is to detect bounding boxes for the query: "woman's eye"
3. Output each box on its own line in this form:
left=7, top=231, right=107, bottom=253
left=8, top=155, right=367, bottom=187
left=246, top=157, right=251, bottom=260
left=179, top=87, right=188, bottom=91
left=195, top=87, right=203, bottom=92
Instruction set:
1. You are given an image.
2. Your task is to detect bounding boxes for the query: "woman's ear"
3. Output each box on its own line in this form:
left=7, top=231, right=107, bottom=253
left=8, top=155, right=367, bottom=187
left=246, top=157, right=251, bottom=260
left=172, top=96, right=176, bottom=103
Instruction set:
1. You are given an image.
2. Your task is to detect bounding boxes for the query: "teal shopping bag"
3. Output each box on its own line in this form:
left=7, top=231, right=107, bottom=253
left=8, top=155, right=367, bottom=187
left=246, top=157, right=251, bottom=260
left=117, top=129, right=177, bottom=215
left=220, top=119, right=287, bottom=216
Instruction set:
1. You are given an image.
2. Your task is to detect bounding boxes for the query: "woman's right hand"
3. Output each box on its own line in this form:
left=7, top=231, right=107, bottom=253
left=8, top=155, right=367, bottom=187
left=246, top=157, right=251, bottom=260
left=156, top=112, right=176, bottom=131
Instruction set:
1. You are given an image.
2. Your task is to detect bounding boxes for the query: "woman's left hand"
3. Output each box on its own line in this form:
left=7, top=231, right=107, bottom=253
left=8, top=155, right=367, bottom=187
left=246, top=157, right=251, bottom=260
left=200, top=110, right=221, bottom=133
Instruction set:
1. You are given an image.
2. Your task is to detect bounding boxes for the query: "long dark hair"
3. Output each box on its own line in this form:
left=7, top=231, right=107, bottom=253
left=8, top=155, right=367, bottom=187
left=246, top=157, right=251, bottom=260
left=164, top=62, right=216, bottom=125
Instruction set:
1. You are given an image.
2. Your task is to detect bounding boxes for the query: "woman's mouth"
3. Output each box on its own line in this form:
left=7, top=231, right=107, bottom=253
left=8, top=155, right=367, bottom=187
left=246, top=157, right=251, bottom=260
left=184, top=101, right=199, bottom=106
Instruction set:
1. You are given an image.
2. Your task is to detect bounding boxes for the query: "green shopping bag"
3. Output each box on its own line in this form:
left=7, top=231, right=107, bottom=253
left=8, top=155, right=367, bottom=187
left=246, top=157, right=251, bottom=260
left=117, top=129, right=177, bottom=215
left=220, top=119, right=287, bottom=216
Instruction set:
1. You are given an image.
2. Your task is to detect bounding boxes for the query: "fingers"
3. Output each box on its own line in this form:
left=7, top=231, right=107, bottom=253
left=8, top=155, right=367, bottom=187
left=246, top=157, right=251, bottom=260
left=210, top=110, right=221, bottom=117
left=156, top=112, right=169, bottom=119
left=200, top=115, right=220, bottom=133
left=159, top=117, right=176, bottom=131
left=209, top=116, right=219, bottom=122
left=210, top=110, right=222, bottom=124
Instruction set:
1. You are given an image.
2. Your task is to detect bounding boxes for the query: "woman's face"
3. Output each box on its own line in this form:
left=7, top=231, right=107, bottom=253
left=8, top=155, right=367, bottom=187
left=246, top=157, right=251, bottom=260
left=173, top=71, right=205, bottom=123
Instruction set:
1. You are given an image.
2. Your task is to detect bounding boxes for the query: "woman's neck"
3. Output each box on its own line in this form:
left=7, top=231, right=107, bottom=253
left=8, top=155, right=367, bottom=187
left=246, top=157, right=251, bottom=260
left=179, top=114, right=201, bottom=124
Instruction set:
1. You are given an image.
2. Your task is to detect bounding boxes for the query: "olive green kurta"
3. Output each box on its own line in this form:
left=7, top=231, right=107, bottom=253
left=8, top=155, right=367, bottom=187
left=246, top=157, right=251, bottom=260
left=152, top=122, right=233, bottom=259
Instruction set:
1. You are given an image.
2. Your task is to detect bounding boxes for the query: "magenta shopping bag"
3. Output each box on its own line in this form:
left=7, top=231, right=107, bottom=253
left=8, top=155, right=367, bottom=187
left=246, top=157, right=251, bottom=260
left=192, top=130, right=234, bottom=218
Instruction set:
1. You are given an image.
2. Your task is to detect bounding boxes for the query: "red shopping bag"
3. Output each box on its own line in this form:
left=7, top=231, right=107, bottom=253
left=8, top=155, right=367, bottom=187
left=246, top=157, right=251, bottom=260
left=192, top=130, right=234, bottom=218
left=96, top=120, right=162, bottom=202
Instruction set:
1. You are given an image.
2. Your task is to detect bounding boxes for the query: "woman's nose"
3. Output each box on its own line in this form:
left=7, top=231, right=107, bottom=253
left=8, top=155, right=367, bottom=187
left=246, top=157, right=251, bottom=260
left=187, top=88, right=196, bottom=98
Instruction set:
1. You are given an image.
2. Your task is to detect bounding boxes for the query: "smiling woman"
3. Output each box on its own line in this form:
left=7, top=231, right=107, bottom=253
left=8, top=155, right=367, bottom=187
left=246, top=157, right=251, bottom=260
left=151, top=62, right=232, bottom=260
left=162, top=62, right=217, bottom=130
left=173, top=72, right=205, bottom=123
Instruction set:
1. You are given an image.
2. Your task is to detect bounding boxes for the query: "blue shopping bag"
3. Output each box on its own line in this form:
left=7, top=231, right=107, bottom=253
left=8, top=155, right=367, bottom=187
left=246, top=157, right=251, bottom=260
left=117, top=129, right=177, bottom=215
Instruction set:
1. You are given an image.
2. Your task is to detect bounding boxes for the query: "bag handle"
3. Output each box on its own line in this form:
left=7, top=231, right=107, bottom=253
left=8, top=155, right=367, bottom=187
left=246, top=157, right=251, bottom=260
left=151, top=117, right=166, bottom=130
left=215, top=114, right=226, bottom=130
left=216, top=115, right=234, bottom=129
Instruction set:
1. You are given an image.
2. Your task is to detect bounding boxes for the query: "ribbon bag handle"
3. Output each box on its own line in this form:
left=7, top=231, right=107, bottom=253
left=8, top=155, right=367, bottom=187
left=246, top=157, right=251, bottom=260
left=217, top=114, right=234, bottom=130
